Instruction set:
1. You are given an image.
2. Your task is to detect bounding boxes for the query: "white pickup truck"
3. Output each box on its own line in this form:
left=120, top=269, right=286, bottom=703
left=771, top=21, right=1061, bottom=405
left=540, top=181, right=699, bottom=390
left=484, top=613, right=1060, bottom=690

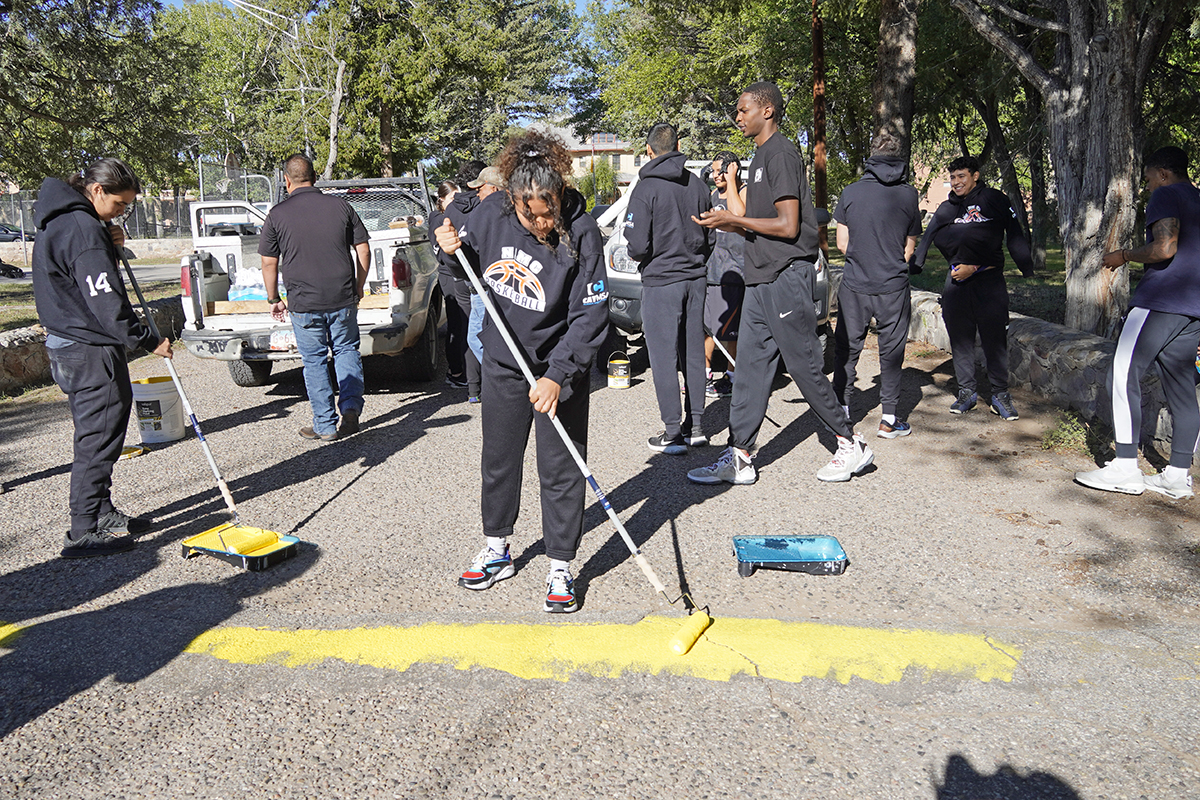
left=179, top=175, right=442, bottom=387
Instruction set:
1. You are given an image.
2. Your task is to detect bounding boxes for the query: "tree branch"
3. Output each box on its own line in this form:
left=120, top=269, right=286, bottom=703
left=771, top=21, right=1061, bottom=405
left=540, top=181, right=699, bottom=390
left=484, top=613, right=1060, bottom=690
left=982, top=0, right=1066, bottom=33
left=947, top=0, right=1056, bottom=97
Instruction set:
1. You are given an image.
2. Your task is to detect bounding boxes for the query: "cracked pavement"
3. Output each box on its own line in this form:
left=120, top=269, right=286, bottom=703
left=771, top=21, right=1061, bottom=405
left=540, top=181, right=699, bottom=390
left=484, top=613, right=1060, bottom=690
left=1, top=334, right=1198, bottom=799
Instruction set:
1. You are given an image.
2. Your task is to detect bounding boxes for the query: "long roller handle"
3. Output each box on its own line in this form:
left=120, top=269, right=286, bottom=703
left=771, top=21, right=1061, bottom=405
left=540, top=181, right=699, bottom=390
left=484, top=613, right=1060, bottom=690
left=117, top=251, right=240, bottom=523
left=454, top=248, right=668, bottom=597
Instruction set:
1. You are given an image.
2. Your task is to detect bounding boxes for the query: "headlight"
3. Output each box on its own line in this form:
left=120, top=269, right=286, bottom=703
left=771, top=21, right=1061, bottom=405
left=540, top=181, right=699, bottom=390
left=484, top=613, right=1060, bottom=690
left=609, top=244, right=637, bottom=274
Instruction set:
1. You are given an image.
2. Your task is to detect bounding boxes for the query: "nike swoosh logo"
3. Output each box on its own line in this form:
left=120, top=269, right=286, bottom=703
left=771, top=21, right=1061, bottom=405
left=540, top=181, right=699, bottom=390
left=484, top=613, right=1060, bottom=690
left=779, top=310, right=794, bottom=318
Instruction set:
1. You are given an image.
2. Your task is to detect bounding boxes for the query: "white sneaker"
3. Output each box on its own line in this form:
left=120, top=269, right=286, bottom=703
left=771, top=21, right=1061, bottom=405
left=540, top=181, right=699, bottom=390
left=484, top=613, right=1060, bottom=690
left=1144, top=471, right=1194, bottom=499
left=1075, top=462, right=1145, bottom=495
left=687, top=447, right=756, bottom=485
left=816, top=434, right=875, bottom=482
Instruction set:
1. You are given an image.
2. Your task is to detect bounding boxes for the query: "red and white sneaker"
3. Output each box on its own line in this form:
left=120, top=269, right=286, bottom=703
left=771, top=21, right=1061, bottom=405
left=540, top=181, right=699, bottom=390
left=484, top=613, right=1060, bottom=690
left=458, top=545, right=515, bottom=590
left=544, top=567, right=578, bottom=613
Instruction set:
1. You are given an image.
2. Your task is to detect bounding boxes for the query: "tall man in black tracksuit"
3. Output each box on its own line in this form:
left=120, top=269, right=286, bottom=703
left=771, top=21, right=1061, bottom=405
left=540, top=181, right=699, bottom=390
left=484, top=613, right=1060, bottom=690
left=832, top=132, right=922, bottom=438
left=625, top=122, right=712, bottom=454
left=1076, top=145, right=1200, bottom=500
left=910, top=155, right=1034, bottom=420
left=692, top=82, right=874, bottom=485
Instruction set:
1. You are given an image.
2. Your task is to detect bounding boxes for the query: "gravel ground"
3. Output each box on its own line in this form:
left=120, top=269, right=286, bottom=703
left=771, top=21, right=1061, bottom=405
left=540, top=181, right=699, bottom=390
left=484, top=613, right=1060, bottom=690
left=1, top=329, right=1198, bottom=799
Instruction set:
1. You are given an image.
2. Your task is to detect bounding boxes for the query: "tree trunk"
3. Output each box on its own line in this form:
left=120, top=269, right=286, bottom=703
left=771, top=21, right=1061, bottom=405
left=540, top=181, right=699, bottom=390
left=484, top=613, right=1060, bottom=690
left=324, top=58, right=346, bottom=182
left=872, top=0, right=918, bottom=164
left=380, top=102, right=393, bottom=178
left=1024, top=86, right=1049, bottom=272
left=947, top=0, right=1179, bottom=336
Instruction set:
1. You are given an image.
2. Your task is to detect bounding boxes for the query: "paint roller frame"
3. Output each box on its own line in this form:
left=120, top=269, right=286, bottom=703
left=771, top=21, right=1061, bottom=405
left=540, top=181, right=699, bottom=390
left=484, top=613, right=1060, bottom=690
left=452, top=245, right=711, bottom=655
left=114, top=231, right=287, bottom=561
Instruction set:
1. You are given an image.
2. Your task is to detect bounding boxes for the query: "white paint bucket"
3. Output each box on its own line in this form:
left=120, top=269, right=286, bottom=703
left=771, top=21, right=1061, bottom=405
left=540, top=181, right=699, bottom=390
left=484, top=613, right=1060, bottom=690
left=131, top=376, right=186, bottom=444
left=607, top=353, right=630, bottom=389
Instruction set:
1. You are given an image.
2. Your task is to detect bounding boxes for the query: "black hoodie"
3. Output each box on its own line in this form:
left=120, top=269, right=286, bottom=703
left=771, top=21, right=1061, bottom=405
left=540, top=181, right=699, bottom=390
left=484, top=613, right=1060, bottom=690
left=910, top=182, right=1034, bottom=279
left=623, top=151, right=711, bottom=286
left=457, top=188, right=609, bottom=399
left=32, top=178, right=158, bottom=351
left=436, top=188, right=482, bottom=281
left=832, top=156, right=922, bottom=294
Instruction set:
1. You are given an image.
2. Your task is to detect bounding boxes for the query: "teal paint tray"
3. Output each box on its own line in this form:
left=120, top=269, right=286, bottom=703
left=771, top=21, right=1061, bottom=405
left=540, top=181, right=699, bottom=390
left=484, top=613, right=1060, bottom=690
left=732, top=535, right=849, bottom=578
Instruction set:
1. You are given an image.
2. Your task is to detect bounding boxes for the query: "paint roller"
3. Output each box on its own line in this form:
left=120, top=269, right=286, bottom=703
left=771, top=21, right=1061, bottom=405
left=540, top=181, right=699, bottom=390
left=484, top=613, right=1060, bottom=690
left=115, top=233, right=278, bottom=556
left=452, top=244, right=710, bottom=655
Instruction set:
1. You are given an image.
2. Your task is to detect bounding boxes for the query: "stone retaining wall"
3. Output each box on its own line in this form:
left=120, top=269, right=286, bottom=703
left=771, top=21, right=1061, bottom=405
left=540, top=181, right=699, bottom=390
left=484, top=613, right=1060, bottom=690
left=0, top=297, right=184, bottom=396
left=0, top=238, right=192, bottom=265
left=909, top=290, right=1198, bottom=463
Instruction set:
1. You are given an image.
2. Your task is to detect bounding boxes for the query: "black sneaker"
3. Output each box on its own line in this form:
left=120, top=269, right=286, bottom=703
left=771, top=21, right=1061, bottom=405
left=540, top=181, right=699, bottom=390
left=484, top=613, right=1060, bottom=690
left=989, top=392, right=1019, bottom=421
left=61, top=529, right=136, bottom=559
left=949, top=390, right=978, bottom=414
left=97, top=509, right=152, bottom=534
left=647, top=432, right=688, bottom=455
left=445, top=372, right=468, bottom=388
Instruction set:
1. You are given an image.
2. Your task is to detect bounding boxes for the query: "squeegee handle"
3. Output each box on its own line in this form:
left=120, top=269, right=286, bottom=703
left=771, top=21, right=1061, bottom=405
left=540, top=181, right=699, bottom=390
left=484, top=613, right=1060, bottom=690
left=453, top=250, right=667, bottom=595
left=117, top=252, right=240, bottom=522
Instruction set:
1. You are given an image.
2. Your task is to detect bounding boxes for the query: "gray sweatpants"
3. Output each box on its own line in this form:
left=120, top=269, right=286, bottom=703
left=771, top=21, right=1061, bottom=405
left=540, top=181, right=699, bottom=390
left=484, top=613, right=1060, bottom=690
left=729, top=261, right=853, bottom=451
left=1109, top=306, right=1200, bottom=468
left=642, top=277, right=707, bottom=439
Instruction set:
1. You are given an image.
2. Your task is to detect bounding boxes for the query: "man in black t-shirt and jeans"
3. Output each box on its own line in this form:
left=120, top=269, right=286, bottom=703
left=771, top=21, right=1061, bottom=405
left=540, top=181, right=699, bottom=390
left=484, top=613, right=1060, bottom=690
left=691, top=82, right=874, bottom=484
left=260, top=154, right=371, bottom=441
left=832, top=131, right=922, bottom=438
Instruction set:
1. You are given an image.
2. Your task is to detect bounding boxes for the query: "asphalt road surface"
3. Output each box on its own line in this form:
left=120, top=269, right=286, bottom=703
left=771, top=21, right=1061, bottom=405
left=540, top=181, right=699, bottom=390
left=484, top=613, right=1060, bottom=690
left=1, top=327, right=1197, bottom=799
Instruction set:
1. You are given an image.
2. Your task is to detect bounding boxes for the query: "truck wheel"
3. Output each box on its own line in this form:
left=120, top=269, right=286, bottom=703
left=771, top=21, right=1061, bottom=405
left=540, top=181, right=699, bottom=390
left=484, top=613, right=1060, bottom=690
left=818, top=322, right=835, bottom=375
left=228, top=360, right=273, bottom=387
left=404, top=288, right=441, bottom=382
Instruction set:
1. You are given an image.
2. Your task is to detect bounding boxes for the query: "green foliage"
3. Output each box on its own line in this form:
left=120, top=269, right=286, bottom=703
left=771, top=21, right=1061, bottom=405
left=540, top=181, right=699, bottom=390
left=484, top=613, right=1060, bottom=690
left=0, top=0, right=199, bottom=184
left=576, top=157, right=620, bottom=206
left=1041, top=411, right=1108, bottom=461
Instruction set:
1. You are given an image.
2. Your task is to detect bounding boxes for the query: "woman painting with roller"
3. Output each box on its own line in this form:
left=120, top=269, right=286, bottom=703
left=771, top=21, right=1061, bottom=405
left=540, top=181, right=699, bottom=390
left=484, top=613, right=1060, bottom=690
left=33, top=157, right=173, bottom=559
left=435, top=131, right=610, bottom=613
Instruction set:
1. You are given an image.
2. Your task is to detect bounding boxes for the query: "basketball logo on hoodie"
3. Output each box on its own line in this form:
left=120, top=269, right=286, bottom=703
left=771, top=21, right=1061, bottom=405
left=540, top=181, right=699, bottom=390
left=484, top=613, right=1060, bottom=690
left=485, top=259, right=547, bottom=312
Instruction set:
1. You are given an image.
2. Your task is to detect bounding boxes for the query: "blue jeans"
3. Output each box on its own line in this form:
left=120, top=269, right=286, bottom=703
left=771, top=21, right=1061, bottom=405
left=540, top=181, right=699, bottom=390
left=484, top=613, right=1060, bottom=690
left=468, top=293, right=485, bottom=361
left=291, top=306, right=364, bottom=435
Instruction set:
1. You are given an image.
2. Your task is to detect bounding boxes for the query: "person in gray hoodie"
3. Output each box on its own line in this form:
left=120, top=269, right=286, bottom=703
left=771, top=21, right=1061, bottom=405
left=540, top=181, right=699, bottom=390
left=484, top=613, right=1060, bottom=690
left=624, top=122, right=712, bottom=454
left=831, top=132, right=923, bottom=438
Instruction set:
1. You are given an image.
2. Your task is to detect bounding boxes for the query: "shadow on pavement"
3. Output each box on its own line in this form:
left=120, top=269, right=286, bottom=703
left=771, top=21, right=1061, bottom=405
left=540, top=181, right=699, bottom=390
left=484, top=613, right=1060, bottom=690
left=0, top=548, right=319, bottom=741
left=934, top=753, right=1082, bottom=799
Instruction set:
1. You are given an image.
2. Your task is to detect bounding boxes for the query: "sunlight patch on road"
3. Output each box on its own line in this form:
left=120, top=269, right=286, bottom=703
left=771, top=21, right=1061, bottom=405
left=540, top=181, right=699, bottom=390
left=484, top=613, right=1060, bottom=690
left=185, top=616, right=1022, bottom=685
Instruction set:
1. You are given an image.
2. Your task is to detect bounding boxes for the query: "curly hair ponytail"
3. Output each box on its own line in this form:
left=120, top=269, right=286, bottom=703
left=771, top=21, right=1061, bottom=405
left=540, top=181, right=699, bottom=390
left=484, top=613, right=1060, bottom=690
left=497, top=131, right=574, bottom=247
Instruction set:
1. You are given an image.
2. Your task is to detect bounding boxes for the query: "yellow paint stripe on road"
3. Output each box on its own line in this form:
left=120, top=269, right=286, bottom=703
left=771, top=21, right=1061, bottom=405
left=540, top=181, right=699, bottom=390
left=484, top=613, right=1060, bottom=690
left=185, top=616, right=1021, bottom=685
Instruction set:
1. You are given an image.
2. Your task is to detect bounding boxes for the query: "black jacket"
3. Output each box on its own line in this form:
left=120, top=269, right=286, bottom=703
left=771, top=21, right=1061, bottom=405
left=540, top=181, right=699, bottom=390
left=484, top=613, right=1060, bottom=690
left=458, top=188, right=608, bottom=398
left=624, top=151, right=711, bottom=286
left=832, top=155, right=922, bottom=294
left=437, top=189, right=482, bottom=281
left=910, top=183, right=1034, bottom=278
left=32, top=178, right=158, bottom=351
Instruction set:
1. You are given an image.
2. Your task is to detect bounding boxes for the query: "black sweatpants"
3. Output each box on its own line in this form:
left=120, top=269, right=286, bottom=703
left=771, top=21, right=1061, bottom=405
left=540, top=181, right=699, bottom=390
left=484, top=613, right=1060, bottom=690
left=451, top=277, right=482, bottom=394
left=729, top=261, right=853, bottom=451
left=833, top=283, right=912, bottom=416
left=1109, top=307, right=1200, bottom=467
left=480, top=354, right=590, bottom=562
left=47, top=342, right=132, bottom=537
left=642, top=277, right=706, bottom=438
left=941, top=269, right=1009, bottom=395
left=438, top=271, right=468, bottom=380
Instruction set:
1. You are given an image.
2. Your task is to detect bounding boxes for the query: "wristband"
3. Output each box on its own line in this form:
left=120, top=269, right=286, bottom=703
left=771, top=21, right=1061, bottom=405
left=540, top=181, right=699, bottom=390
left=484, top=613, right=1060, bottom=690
left=267, top=296, right=282, bottom=304
left=1121, top=249, right=1128, bottom=263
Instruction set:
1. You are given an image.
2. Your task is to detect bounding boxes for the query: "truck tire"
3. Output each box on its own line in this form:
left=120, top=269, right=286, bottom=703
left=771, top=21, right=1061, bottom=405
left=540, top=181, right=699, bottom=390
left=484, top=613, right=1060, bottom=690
left=404, top=287, right=441, bottom=382
left=228, top=360, right=273, bottom=387
left=818, top=321, right=835, bottom=375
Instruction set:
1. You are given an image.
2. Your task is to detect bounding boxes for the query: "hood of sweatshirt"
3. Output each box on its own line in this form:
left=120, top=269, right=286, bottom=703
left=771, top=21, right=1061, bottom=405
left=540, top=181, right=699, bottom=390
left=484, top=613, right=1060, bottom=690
left=637, top=151, right=690, bottom=184
left=34, top=178, right=98, bottom=231
left=946, top=181, right=987, bottom=208
left=863, top=156, right=907, bottom=186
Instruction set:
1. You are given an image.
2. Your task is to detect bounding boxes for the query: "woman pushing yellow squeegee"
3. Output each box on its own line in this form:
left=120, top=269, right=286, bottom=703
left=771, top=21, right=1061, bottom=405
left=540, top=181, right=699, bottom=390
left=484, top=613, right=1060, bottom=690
left=455, top=249, right=712, bottom=655
left=117, top=244, right=291, bottom=565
